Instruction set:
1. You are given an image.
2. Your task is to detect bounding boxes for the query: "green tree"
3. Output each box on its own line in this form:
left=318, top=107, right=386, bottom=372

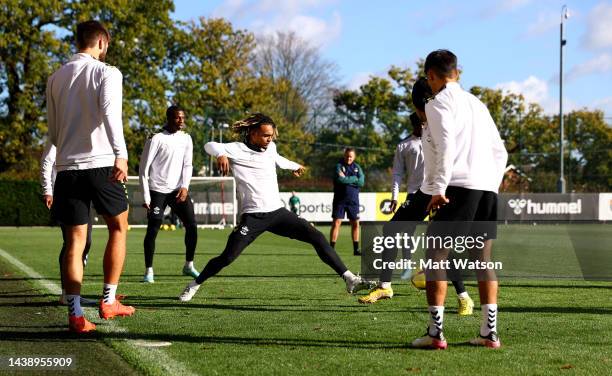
left=0, top=0, right=176, bottom=177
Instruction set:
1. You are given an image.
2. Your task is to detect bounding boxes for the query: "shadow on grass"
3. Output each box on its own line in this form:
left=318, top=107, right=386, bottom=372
left=0, top=330, right=409, bottom=350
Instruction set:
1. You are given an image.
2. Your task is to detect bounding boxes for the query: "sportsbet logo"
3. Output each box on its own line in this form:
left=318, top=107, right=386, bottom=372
left=375, top=192, right=407, bottom=220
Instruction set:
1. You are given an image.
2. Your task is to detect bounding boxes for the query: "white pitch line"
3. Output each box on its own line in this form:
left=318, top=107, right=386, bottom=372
left=0, top=247, right=197, bottom=376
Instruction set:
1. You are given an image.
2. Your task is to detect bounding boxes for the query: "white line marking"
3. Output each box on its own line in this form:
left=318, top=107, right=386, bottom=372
left=0, top=247, right=196, bottom=376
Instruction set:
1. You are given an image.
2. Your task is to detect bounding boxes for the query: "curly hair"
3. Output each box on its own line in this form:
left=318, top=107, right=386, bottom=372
left=232, top=113, right=278, bottom=142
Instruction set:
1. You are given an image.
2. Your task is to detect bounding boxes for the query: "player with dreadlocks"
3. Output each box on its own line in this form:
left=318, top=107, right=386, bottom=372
left=178, top=113, right=375, bottom=301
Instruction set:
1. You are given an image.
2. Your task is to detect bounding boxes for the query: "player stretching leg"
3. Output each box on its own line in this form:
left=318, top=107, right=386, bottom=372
left=359, top=78, right=474, bottom=315
left=410, top=50, right=507, bottom=349
left=139, top=105, right=199, bottom=283
left=178, top=113, right=374, bottom=301
left=46, top=20, right=135, bottom=332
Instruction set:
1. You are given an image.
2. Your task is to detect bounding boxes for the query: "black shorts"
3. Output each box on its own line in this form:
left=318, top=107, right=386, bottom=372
left=389, top=190, right=431, bottom=222
left=427, top=186, right=497, bottom=240
left=332, top=201, right=360, bottom=220
left=52, top=167, right=128, bottom=225
left=148, top=190, right=196, bottom=226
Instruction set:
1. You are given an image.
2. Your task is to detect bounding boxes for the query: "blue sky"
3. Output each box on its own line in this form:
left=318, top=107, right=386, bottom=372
left=173, top=0, right=612, bottom=119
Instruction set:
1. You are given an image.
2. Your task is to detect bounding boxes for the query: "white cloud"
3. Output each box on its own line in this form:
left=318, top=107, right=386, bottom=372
left=565, top=53, right=612, bottom=82
left=347, top=72, right=373, bottom=90
left=482, top=0, right=534, bottom=17
left=495, top=75, right=581, bottom=114
left=522, top=11, right=559, bottom=37
left=593, top=97, right=612, bottom=113
left=496, top=75, right=549, bottom=105
left=213, top=0, right=341, bottom=47
left=582, top=2, right=612, bottom=50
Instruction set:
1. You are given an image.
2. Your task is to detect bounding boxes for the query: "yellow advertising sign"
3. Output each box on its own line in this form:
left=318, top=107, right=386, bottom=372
left=375, top=192, right=408, bottom=220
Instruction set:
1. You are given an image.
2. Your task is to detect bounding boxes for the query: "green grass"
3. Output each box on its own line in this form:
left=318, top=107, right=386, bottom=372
left=0, top=225, right=611, bottom=375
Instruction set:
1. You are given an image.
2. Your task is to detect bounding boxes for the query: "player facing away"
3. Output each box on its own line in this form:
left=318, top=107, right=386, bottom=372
left=358, top=78, right=474, bottom=315
left=139, top=105, right=199, bottom=283
left=330, top=148, right=365, bottom=256
left=178, top=113, right=374, bottom=301
left=40, top=142, right=96, bottom=307
left=46, top=20, right=135, bottom=333
left=289, top=191, right=301, bottom=216
left=411, top=50, right=507, bottom=349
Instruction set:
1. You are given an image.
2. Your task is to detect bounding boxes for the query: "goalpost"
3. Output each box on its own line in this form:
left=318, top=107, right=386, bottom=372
left=91, top=176, right=237, bottom=229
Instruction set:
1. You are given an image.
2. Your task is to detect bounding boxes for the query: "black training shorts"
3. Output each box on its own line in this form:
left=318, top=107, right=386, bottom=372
left=52, top=167, right=128, bottom=225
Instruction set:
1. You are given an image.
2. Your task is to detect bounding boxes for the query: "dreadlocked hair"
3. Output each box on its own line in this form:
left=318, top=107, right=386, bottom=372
left=232, top=113, right=278, bottom=142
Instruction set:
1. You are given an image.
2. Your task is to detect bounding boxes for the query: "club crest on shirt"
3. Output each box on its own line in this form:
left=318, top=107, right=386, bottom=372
left=240, top=226, right=249, bottom=236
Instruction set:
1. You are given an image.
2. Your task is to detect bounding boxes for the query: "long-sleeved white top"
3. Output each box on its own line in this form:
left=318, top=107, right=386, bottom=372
left=391, top=135, right=424, bottom=200
left=46, top=53, right=128, bottom=171
left=204, top=141, right=301, bottom=214
left=422, top=82, right=508, bottom=195
left=40, top=142, right=57, bottom=196
left=139, top=129, right=193, bottom=205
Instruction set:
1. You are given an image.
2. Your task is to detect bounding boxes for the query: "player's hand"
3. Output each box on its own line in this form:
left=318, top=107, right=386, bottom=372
left=427, top=194, right=449, bottom=212
left=112, top=158, right=129, bottom=182
left=293, top=166, right=305, bottom=177
left=338, top=171, right=345, bottom=177
left=217, top=155, right=230, bottom=176
left=390, top=200, right=398, bottom=213
left=176, top=188, right=188, bottom=203
left=43, top=195, right=53, bottom=209
left=143, top=203, right=150, bottom=211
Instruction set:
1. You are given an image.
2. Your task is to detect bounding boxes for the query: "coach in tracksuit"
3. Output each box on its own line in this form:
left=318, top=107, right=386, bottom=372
left=330, top=148, right=365, bottom=256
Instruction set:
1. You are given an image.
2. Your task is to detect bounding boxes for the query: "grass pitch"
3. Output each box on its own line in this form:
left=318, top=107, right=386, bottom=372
left=0, top=225, right=611, bottom=375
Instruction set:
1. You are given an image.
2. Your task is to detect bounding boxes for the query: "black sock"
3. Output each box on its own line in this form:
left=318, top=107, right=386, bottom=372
left=353, top=241, right=359, bottom=252
left=330, top=241, right=336, bottom=249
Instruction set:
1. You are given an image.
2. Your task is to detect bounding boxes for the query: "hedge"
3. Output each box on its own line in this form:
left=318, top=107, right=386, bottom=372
left=0, top=180, right=52, bottom=226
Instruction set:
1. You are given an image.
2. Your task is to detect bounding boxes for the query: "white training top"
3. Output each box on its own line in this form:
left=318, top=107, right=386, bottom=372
left=204, top=141, right=301, bottom=214
left=139, top=129, right=193, bottom=205
left=391, top=135, right=424, bottom=200
left=40, top=142, right=57, bottom=196
left=46, top=53, right=128, bottom=171
left=423, top=82, right=508, bottom=195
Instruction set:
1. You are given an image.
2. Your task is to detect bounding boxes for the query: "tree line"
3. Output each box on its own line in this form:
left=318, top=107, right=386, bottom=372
left=1, top=0, right=610, bottom=192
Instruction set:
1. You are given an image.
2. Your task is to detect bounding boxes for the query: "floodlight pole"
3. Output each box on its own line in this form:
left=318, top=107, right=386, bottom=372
left=557, top=5, right=568, bottom=193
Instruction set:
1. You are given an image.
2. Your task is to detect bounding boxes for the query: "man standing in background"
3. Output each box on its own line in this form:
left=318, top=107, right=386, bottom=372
left=329, top=148, right=365, bottom=256
left=289, top=191, right=301, bottom=216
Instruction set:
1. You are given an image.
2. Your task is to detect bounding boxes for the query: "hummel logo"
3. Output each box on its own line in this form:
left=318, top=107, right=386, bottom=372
left=508, top=199, right=527, bottom=215
left=153, top=207, right=161, bottom=215
left=240, top=226, right=249, bottom=236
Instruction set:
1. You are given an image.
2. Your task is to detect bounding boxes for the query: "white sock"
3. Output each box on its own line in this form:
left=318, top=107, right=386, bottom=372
left=184, top=261, right=194, bottom=268
left=103, top=284, right=117, bottom=304
left=458, top=292, right=469, bottom=299
left=66, top=294, right=83, bottom=317
left=188, top=280, right=200, bottom=289
left=145, top=267, right=153, bottom=275
left=481, top=304, right=498, bottom=336
left=428, top=305, right=444, bottom=336
left=380, top=282, right=392, bottom=289
left=342, top=270, right=357, bottom=281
